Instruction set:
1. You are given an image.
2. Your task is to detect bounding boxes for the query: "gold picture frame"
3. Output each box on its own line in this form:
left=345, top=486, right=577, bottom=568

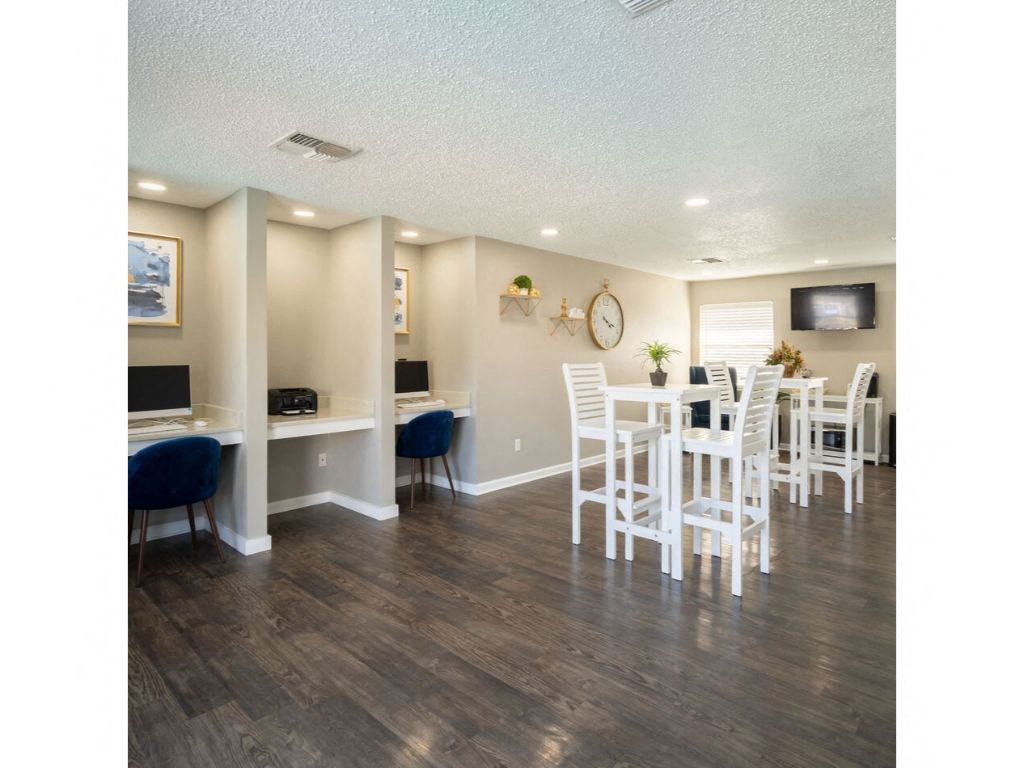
left=394, top=267, right=410, bottom=334
left=128, top=231, right=182, bottom=326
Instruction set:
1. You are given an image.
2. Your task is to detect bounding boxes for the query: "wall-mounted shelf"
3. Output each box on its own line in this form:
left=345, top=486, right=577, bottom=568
left=499, top=294, right=541, bottom=317
left=549, top=316, right=583, bottom=336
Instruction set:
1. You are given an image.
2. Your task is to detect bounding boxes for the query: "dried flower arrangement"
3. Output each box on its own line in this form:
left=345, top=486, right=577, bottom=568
left=765, top=341, right=805, bottom=377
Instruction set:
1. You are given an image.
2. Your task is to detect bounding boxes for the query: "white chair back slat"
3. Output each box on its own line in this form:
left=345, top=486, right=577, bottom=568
left=733, top=365, right=784, bottom=456
left=563, top=363, right=609, bottom=428
left=846, top=363, right=876, bottom=422
left=704, top=361, right=736, bottom=408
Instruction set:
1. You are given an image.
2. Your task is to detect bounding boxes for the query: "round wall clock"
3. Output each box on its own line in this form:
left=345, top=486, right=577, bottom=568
left=587, top=281, right=624, bottom=350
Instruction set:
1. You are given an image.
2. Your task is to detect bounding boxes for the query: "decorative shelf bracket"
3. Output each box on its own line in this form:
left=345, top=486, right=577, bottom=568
left=499, top=294, right=541, bottom=317
left=549, top=316, right=583, bottom=336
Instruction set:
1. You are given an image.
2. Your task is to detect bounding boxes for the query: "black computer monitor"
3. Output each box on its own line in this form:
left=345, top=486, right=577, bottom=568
left=395, top=360, right=429, bottom=399
left=129, top=365, right=192, bottom=419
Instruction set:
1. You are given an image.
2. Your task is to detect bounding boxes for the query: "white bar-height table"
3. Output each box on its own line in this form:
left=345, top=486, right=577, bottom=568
left=598, top=382, right=722, bottom=578
left=778, top=377, right=828, bottom=507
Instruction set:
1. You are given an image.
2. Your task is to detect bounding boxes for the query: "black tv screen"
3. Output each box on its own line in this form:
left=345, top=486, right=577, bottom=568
left=791, top=283, right=876, bottom=330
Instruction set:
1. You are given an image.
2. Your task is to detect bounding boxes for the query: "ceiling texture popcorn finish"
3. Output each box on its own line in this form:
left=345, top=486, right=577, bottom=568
left=128, top=0, right=896, bottom=280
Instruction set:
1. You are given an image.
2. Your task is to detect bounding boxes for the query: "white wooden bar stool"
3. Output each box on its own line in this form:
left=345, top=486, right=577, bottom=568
left=562, top=363, right=662, bottom=552
left=806, top=362, right=876, bottom=514
left=704, top=361, right=738, bottom=428
left=661, top=364, right=783, bottom=596
left=704, top=361, right=740, bottom=511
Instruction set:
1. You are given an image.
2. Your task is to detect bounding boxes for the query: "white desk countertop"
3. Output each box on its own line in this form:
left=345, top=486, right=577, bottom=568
left=395, top=390, right=471, bottom=425
left=128, top=404, right=242, bottom=456
left=267, top=396, right=375, bottom=440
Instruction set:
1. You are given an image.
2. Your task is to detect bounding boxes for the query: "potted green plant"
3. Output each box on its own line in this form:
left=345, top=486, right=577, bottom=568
left=636, top=340, right=680, bottom=387
left=765, top=341, right=805, bottom=377
left=512, top=275, right=532, bottom=296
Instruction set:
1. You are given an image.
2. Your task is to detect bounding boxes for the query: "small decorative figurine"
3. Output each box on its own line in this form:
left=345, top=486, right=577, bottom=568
left=560, top=298, right=568, bottom=317
left=529, top=287, right=541, bottom=298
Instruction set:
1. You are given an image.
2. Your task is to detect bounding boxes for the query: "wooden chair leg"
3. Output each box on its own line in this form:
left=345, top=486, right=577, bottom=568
left=135, top=509, right=150, bottom=588
left=129, top=508, right=135, bottom=545
left=441, top=454, right=456, bottom=499
left=186, top=503, right=199, bottom=556
left=202, top=498, right=226, bottom=563
left=410, top=457, right=416, bottom=510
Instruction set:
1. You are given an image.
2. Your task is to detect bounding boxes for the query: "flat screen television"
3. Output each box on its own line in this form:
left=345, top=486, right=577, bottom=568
left=791, top=283, right=876, bottom=330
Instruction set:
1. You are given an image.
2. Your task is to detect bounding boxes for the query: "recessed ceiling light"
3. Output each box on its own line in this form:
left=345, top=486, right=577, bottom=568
left=401, top=230, right=419, bottom=238
left=541, top=227, right=558, bottom=237
left=137, top=181, right=166, bottom=192
left=814, top=258, right=829, bottom=265
left=685, top=198, right=709, bottom=207
left=293, top=210, right=315, bottom=218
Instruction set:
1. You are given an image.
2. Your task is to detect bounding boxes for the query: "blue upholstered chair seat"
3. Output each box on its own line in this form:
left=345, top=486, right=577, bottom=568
left=129, top=436, right=221, bottom=509
left=396, top=410, right=456, bottom=507
left=128, top=435, right=224, bottom=586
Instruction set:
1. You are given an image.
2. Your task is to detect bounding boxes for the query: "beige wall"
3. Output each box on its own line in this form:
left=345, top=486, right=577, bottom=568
left=205, top=188, right=269, bottom=541
left=472, top=236, right=691, bottom=484
left=420, top=237, right=478, bottom=482
left=128, top=198, right=209, bottom=402
left=689, top=264, right=896, bottom=450
left=267, top=221, right=332, bottom=391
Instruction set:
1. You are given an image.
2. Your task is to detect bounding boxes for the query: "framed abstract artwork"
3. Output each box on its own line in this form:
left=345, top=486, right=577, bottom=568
left=128, top=232, right=182, bottom=326
left=394, top=267, right=410, bottom=334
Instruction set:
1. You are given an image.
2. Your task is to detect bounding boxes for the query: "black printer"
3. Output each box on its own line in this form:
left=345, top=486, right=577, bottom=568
left=268, top=388, right=318, bottom=415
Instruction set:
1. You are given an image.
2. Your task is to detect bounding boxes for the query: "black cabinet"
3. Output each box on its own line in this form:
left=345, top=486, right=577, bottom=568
left=888, top=413, right=896, bottom=467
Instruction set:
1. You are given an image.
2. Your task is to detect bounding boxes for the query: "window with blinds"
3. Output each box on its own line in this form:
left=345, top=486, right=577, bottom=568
left=698, top=301, right=775, bottom=384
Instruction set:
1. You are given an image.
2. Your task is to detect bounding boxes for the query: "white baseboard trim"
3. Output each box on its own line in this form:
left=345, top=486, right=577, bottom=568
left=267, top=492, right=332, bottom=515
left=396, top=445, right=647, bottom=497
left=267, top=490, right=399, bottom=521
left=130, top=515, right=272, bottom=556
left=329, top=491, right=399, bottom=520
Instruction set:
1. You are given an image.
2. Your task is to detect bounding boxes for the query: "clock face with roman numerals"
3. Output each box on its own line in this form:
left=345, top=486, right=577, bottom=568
left=587, top=291, right=624, bottom=350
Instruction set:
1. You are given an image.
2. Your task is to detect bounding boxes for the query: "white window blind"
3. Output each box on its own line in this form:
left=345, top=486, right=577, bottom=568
left=699, top=301, right=775, bottom=384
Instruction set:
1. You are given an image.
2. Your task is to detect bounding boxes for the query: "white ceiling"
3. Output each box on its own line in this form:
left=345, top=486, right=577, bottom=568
left=128, top=0, right=895, bottom=280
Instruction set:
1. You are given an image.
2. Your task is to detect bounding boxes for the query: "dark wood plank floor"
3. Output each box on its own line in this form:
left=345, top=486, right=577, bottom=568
left=129, top=456, right=896, bottom=767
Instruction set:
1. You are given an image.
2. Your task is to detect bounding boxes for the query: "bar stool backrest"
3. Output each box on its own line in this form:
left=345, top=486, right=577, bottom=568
left=846, top=363, right=877, bottom=423
left=733, top=365, right=784, bottom=457
left=562, top=363, right=608, bottom=431
left=704, top=361, right=736, bottom=409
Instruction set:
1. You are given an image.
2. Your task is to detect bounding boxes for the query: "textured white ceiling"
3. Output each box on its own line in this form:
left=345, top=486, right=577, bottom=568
left=128, top=0, right=895, bottom=280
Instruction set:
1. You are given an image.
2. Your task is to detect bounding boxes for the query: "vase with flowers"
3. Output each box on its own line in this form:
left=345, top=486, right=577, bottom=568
left=765, top=341, right=805, bottom=377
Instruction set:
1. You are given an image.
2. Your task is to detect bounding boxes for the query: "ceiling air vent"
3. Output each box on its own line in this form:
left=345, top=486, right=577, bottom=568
left=689, top=258, right=724, bottom=265
left=270, top=131, right=360, bottom=163
left=618, top=0, right=674, bottom=17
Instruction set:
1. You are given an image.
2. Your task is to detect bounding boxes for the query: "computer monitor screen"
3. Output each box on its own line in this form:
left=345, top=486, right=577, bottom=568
left=129, top=365, right=192, bottom=419
left=395, top=360, right=429, bottom=399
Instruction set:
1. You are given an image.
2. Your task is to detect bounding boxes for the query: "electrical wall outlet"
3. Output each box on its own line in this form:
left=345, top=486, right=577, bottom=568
left=318, top=452, right=328, bottom=467
left=514, top=438, right=521, bottom=452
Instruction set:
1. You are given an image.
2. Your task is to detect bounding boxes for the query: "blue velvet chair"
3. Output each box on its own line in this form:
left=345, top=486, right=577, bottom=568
left=689, top=365, right=739, bottom=430
left=396, top=410, right=456, bottom=508
left=128, top=436, right=225, bottom=586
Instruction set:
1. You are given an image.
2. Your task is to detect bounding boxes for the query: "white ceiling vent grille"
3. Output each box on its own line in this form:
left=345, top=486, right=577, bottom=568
left=270, top=131, right=360, bottom=163
left=689, top=257, right=724, bottom=264
left=618, top=0, right=674, bottom=17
